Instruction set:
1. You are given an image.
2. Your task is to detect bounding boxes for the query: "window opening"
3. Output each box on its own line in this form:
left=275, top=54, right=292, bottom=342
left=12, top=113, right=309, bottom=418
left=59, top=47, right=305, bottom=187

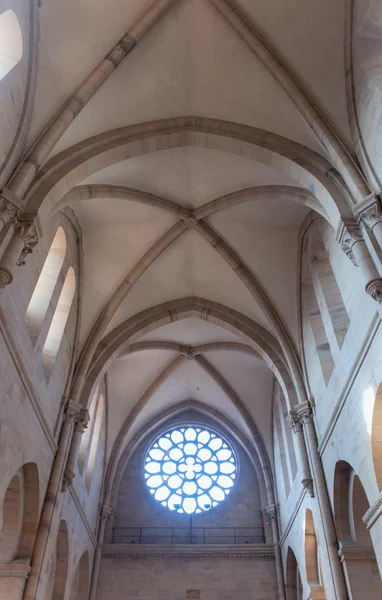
left=41, top=267, right=75, bottom=379
left=25, top=227, right=66, bottom=343
left=0, top=10, right=23, bottom=81
left=85, top=394, right=105, bottom=491
left=144, top=426, right=237, bottom=514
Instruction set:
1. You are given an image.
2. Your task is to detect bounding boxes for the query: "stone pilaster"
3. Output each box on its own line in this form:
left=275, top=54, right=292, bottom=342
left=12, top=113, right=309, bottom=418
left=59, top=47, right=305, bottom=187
left=289, top=411, right=314, bottom=497
left=336, top=219, right=382, bottom=305
left=89, top=505, right=115, bottom=600
left=23, top=400, right=81, bottom=600
left=261, top=504, right=286, bottom=600
left=294, top=402, right=348, bottom=600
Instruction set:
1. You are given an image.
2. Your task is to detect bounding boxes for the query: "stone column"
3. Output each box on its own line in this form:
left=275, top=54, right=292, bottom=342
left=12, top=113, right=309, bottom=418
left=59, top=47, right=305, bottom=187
left=288, top=412, right=314, bottom=497
left=262, top=504, right=286, bottom=600
left=353, top=193, right=382, bottom=253
left=62, top=407, right=89, bottom=491
left=89, top=505, right=114, bottom=600
left=0, top=217, right=41, bottom=288
left=336, top=220, right=382, bottom=304
left=22, top=400, right=82, bottom=600
left=0, top=563, right=31, bottom=600
left=295, top=402, right=348, bottom=600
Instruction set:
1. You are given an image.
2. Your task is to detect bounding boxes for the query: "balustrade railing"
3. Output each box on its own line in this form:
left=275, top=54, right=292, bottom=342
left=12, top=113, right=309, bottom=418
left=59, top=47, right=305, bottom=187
left=112, top=526, right=264, bottom=545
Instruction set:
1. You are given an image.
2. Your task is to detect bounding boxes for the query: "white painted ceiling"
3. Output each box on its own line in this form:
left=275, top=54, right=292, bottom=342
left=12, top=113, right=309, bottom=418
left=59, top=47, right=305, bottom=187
left=30, top=0, right=350, bottom=467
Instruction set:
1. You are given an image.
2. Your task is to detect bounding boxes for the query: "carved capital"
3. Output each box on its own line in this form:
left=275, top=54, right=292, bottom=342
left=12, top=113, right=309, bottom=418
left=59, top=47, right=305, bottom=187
left=288, top=411, right=302, bottom=434
left=353, top=193, right=382, bottom=229
left=100, top=505, right=115, bottom=522
left=74, top=408, right=90, bottom=434
left=336, top=220, right=363, bottom=266
left=302, top=477, right=315, bottom=498
left=63, top=400, right=82, bottom=424
left=15, top=217, right=42, bottom=266
left=262, top=504, right=278, bottom=522
left=62, top=470, right=75, bottom=492
left=0, top=189, right=22, bottom=227
left=295, top=401, right=313, bottom=425
left=365, top=278, right=382, bottom=304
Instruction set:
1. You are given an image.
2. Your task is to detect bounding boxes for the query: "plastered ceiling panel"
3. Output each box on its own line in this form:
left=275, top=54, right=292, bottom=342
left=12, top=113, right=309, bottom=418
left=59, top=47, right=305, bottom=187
left=51, top=0, right=323, bottom=156
left=104, top=229, right=273, bottom=339
left=81, top=148, right=298, bottom=209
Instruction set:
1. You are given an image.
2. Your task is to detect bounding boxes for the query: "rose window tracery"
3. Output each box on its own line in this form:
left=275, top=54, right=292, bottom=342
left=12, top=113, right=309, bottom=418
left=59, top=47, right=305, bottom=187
left=143, top=426, right=237, bottom=514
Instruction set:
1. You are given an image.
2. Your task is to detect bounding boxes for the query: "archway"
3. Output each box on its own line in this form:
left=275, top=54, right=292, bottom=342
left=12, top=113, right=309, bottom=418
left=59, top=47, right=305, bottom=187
left=50, top=520, right=69, bottom=600
left=304, top=509, right=326, bottom=599
left=69, top=551, right=89, bottom=600
left=286, top=546, right=303, bottom=600
left=0, top=462, right=39, bottom=563
left=333, top=460, right=381, bottom=598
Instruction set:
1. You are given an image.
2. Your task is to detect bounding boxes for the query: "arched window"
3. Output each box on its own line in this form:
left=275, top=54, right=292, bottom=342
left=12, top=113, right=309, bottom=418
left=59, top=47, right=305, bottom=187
left=85, top=394, right=105, bottom=491
left=25, top=228, right=67, bottom=343
left=78, top=388, right=99, bottom=474
left=0, top=463, right=39, bottom=564
left=0, top=10, right=23, bottom=81
left=286, top=547, right=303, bottom=600
left=49, top=520, right=69, bottom=600
left=333, top=461, right=381, bottom=597
left=304, top=509, right=326, bottom=599
left=41, top=267, right=76, bottom=380
left=273, top=383, right=297, bottom=498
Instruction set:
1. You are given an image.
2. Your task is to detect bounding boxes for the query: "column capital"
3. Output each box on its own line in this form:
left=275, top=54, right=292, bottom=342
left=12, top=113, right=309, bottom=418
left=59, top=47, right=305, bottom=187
left=100, top=505, right=115, bottom=522
left=15, top=215, right=42, bottom=266
left=302, top=477, right=315, bottom=498
left=365, top=278, right=382, bottom=304
left=63, top=400, right=82, bottom=424
left=262, top=504, right=278, bottom=522
left=288, top=411, right=302, bottom=433
left=295, top=401, right=313, bottom=425
left=353, top=192, right=382, bottom=230
left=73, top=407, right=90, bottom=433
left=335, top=219, right=363, bottom=266
left=0, top=188, right=23, bottom=228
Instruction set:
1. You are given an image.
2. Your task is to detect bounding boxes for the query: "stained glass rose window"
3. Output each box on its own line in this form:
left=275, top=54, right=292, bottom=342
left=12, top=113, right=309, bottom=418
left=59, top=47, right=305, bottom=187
left=143, top=426, right=237, bottom=514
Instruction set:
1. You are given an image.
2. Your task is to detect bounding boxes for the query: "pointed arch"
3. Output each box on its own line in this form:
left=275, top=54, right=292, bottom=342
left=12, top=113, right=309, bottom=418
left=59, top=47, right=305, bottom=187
left=51, top=520, right=69, bottom=600
left=24, top=118, right=353, bottom=226
left=286, top=546, right=303, bottom=600
left=0, top=462, right=39, bottom=564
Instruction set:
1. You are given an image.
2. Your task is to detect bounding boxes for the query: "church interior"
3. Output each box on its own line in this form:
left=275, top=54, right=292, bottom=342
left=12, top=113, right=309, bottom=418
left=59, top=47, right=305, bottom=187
left=0, top=0, right=382, bottom=598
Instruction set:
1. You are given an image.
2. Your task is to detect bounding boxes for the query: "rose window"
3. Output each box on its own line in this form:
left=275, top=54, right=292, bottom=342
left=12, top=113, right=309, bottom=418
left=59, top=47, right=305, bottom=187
left=143, top=426, right=237, bottom=514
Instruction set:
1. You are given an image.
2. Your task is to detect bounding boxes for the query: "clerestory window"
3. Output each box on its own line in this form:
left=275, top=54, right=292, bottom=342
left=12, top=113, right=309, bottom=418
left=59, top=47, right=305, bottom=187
left=0, top=10, right=23, bottom=82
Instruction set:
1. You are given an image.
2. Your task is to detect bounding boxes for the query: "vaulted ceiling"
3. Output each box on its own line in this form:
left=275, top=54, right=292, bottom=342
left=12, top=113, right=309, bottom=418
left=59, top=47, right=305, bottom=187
left=29, top=0, right=353, bottom=467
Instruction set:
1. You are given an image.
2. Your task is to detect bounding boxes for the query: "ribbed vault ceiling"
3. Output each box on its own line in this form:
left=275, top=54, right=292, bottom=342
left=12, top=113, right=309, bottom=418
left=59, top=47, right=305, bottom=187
left=26, top=0, right=354, bottom=469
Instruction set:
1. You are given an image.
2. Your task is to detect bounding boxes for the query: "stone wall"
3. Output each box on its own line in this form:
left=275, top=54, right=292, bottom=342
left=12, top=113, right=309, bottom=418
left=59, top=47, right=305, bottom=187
left=97, top=552, right=278, bottom=600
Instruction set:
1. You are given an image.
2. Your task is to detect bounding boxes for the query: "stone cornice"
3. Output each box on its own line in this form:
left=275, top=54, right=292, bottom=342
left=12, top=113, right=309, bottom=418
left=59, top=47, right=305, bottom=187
left=101, top=543, right=275, bottom=559
left=338, top=544, right=377, bottom=561
left=362, top=490, right=382, bottom=531
left=0, top=561, right=31, bottom=578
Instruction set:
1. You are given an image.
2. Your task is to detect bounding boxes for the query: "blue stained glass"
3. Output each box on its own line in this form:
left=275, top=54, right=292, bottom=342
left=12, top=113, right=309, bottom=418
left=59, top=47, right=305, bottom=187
left=143, top=426, right=237, bottom=514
